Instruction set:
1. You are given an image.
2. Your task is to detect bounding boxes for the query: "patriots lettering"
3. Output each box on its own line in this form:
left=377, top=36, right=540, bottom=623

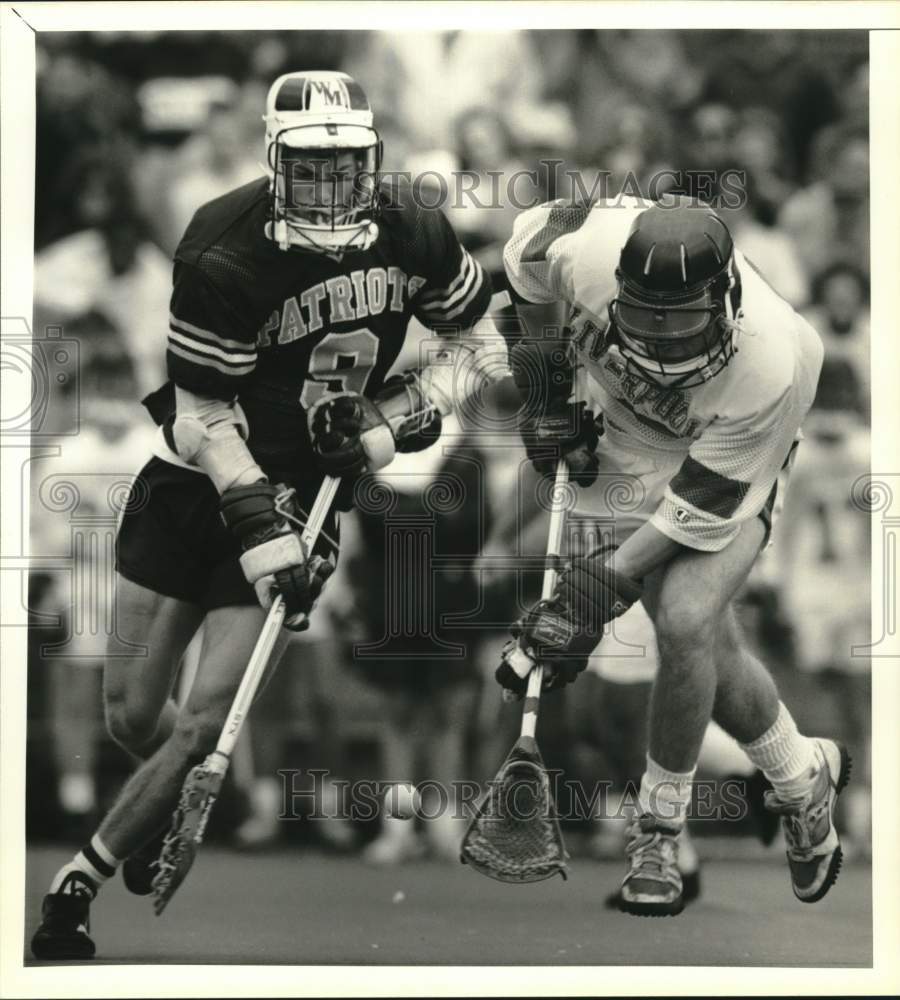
left=257, top=267, right=425, bottom=348
left=301, top=284, right=327, bottom=333
left=326, top=276, right=356, bottom=324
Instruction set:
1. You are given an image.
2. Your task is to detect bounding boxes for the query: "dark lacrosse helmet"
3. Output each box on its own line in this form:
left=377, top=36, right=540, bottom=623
left=608, top=199, right=741, bottom=387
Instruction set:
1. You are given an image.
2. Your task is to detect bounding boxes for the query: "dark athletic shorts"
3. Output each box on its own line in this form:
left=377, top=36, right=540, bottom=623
left=115, top=456, right=339, bottom=611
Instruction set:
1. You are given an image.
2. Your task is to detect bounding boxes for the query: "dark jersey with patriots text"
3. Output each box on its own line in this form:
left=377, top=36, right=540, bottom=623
left=144, top=177, right=492, bottom=485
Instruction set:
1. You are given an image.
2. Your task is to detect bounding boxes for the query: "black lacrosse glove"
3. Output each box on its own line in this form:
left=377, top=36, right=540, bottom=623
left=220, top=482, right=334, bottom=631
left=495, top=558, right=644, bottom=695
left=510, top=337, right=601, bottom=487
left=308, top=392, right=397, bottom=484
left=521, top=401, right=602, bottom=488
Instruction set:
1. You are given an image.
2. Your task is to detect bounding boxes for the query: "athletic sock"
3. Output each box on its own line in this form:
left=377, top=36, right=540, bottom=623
left=738, top=702, right=818, bottom=802
left=48, top=834, right=120, bottom=896
left=638, top=755, right=696, bottom=828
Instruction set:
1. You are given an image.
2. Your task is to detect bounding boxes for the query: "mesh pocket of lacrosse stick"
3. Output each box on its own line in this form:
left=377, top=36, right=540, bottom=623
left=460, top=735, right=568, bottom=883
left=151, top=759, right=225, bottom=914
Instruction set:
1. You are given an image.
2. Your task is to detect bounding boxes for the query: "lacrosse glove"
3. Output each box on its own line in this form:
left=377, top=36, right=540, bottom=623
left=495, top=558, right=644, bottom=695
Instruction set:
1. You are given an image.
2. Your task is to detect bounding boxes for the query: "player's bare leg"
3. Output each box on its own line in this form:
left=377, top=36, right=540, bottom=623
left=620, top=520, right=849, bottom=915
left=32, top=601, right=290, bottom=959
left=615, top=533, right=754, bottom=916
left=102, top=579, right=206, bottom=894
left=643, top=520, right=773, bottom=772
left=103, top=578, right=205, bottom=759
left=98, top=604, right=290, bottom=857
left=32, top=577, right=203, bottom=958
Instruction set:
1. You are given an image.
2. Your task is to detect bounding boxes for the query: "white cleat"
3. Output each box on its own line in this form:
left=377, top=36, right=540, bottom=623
left=765, top=739, right=852, bottom=903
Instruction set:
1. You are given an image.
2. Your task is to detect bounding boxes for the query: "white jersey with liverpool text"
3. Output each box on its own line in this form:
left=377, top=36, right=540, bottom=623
left=504, top=197, right=824, bottom=551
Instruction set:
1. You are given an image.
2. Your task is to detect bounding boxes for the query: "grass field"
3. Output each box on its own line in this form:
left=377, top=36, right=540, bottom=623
left=25, top=846, right=871, bottom=967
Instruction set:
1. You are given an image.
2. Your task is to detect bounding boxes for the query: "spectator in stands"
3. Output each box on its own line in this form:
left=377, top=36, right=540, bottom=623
left=165, top=96, right=264, bottom=248
left=732, top=107, right=794, bottom=217
left=343, top=31, right=545, bottom=153
left=35, top=46, right=140, bottom=249
left=34, top=151, right=171, bottom=396
left=448, top=107, right=542, bottom=282
left=697, top=30, right=841, bottom=182
left=778, top=126, right=869, bottom=280
left=802, top=262, right=870, bottom=409
left=29, top=323, right=156, bottom=838
left=723, top=175, right=809, bottom=308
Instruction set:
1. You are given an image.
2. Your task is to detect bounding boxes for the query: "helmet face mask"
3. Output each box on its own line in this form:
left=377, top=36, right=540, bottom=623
left=263, top=72, right=382, bottom=254
left=609, top=273, right=736, bottom=386
left=270, top=133, right=380, bottom=253
left=608, top=200, right=740, bottom=388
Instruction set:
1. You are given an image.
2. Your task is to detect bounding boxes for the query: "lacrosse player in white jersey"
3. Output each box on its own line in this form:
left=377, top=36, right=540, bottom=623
left=497, top=194, right=848, bottom=916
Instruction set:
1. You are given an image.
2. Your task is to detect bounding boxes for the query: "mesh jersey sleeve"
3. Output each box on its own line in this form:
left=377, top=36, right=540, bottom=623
left=166, top=260, right=258, bottom=400
left=502, top=200, right=589, bottom=304
left=410, top=208, right=493, bottom=332
left=651, top=384, right=812, bottom=551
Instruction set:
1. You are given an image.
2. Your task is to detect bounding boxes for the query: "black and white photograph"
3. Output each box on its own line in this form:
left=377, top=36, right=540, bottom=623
left=1, top=2, right=898, bottom=996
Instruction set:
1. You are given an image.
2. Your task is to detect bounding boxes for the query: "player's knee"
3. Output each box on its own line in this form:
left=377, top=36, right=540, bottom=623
left=104, top=694, right=160, bottom=753
left=654, top=597, right=717, bottom=658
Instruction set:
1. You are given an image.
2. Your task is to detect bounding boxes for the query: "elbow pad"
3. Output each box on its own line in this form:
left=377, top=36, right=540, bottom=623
left=171, top=387, right=264, bottom=493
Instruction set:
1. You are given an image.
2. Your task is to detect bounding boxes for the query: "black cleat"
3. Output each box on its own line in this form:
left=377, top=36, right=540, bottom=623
left=122, top=828, right=167, bottom=896
left=30, top=872, right=96, bottom=961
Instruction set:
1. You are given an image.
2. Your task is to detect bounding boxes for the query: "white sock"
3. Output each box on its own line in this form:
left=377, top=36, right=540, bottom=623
left=739, top=702, right=817, bottom=802
left=638, top=756, right=696, bottom=828
left=49, top=834, right=120, bottom=896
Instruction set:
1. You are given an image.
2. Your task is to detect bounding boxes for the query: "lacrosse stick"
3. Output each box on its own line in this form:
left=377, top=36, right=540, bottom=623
left=460, top=459, right=570, bottom=883
left=152, top=475, right=340, bottom=914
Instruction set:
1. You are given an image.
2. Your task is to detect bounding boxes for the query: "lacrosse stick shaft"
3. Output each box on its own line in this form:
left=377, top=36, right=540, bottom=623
left=520, top=460, right=569, bottom=738
left=211, top=475, right=340, bottom=763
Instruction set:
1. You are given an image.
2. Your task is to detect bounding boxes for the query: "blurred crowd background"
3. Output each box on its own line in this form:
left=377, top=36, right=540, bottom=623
left=28, top=30, right=871, bottom=865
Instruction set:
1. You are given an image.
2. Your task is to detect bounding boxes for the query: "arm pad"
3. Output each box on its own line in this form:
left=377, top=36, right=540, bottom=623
left=171, top=387, right=264, bottom=493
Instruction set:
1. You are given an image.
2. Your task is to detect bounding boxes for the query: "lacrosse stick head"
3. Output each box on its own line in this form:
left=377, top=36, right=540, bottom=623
left=460, top=735, right=568, bottom=884
left=151, top=755, right=226, bottom=914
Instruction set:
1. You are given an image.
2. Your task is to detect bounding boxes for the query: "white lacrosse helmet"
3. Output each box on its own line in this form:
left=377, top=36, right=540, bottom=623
left=264, top=71, right=381, bottom=254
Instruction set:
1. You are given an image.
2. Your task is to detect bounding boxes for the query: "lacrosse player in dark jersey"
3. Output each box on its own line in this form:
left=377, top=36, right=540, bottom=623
left=32, top=70, right=505, bottom=959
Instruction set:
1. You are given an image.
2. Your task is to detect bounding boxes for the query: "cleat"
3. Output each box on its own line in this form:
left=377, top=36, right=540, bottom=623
left=606, top=824, right=699, bottom=911
left=30, top=872, right=96, bottom=960
left=618, top=814, right=684, bottom=917
left=765, top=739, right=852, bottom=903
left=607, top=869, right=700, bottom=911
left=122, top=828, right=167, bottom=896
